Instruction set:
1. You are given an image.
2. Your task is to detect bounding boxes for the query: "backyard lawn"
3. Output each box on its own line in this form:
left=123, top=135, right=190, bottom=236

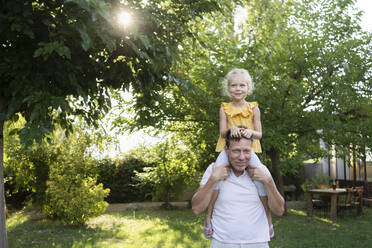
left=6, top=204, right=372, bottom=248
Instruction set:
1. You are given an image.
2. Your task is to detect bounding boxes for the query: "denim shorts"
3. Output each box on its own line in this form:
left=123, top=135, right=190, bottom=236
left=210, top=239, right=269, bottom=248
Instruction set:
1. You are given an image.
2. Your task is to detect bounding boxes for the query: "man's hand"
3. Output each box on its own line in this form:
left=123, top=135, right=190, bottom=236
left=248, top=164, right=285, bottom=216
left=191, top=163, right=230, bottom=215
left=211, top=162, right=230, bottom=182
left=247, top=164, right=271, bottom=183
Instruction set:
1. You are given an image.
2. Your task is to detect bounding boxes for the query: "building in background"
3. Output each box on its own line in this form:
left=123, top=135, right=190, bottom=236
left=302, top=139, right=372, bottom=197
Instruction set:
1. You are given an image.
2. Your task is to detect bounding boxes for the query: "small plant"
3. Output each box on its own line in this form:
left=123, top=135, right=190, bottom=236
left=301, top=174, right=332, bottom=192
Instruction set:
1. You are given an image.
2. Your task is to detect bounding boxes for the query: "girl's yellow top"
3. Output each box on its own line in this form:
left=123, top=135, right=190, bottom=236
left=215, top=102, right=262, bottom=153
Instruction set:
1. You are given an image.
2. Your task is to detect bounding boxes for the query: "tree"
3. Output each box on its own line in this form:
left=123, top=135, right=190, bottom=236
left=0, top=0, right=222, bottom=246
left=112, top=2, right=237, bottom=168
left=114, top=0, right=372, bottom=194
left=240, top=0, right=372, bottom=192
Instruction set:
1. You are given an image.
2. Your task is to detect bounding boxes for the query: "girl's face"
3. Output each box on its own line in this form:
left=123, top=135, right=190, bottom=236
left=227, top=75, right=249, bottom=101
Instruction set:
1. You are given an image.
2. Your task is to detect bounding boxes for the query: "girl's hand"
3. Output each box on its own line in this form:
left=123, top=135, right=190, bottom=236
left=240, top=128, right=253, bottom=139
left=230, top=126, right=241, bottom=138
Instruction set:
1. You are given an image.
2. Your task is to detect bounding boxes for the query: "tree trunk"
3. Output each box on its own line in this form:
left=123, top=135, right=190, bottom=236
left=352, top=145, right=356, bottom=186
left=362, top=145, right=367, bottom=183
left=269, top=148, right=284, bottom=196
left=0, top=120, right=8, bottom=247
left=343, top=155, right=346, bottom=181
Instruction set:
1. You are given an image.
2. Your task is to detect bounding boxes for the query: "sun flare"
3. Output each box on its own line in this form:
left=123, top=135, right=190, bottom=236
left=118, top=11, right=132, bottom=26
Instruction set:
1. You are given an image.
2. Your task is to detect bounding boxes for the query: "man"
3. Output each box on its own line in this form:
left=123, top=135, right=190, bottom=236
left=192, top=127, right=284, bottom=248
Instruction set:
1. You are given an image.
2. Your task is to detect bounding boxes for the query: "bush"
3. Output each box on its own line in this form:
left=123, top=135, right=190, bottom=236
left=44, top=175, right=109, bottom=225
left=4, top=119, right=114, bottom=209
left=134, top=139, right=198, bottom=203
left=4, top=119, right=55, bottom=206
left=95, top=140, right=198, bottom=204
left=43, top=132, right=110, bottom=225
left=95, top=156, right=154, bottom=203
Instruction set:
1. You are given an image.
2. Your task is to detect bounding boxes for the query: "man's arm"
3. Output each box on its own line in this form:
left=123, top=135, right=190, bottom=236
left=262, top=177, right=285, bottom=216
left=191, top=163, right=229, bottom=215
left=248, top=165, right=285, bottom=216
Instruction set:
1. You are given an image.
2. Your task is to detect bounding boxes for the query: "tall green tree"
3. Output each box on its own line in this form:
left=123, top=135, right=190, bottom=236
left=240, top=0, right=372, bottom=191
left=115, top=0, right=372, bottom=193
left=0, top=0, right=222, bottom=246
left=113, top=2, right=237, bottom=168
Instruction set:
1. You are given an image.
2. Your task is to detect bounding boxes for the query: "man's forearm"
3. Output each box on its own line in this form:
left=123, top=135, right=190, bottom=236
left=263, top=178, right=285, bottom=216
left=191, top=177, right=219, bottom=215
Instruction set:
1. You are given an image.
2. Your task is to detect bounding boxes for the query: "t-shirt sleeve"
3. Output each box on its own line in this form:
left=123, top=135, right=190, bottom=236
left=200, top=163, right=213, bottom=186
left=254, top=181, right=267, bottom=196
left=249, top=151, right=262, bottom=167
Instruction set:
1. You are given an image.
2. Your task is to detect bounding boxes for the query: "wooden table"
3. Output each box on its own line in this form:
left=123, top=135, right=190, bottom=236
left=306, top=188, right=347, bottom=222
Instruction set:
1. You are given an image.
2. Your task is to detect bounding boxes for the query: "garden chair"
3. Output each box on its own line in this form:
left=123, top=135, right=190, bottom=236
left=336, top=188, right=353, bottom=218
left=337, top=188, right=353, bottom=209
left=352, top=186, right=364, bottom=216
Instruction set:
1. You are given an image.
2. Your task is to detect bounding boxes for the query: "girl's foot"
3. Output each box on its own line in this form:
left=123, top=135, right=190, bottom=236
left=203, top=224, right=213, bottom=239
left=269, top=224, right=275, bottom=238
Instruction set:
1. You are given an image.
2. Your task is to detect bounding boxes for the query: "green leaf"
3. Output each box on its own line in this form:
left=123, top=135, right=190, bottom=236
left=76, top=23, right=92, bottom=51
left=33, top=41, right=71, bottom=59
left=139, top=35, right=151, bottom=50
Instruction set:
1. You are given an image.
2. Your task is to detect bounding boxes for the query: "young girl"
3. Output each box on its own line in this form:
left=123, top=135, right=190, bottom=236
left=203, top=68, right=274, bottom=239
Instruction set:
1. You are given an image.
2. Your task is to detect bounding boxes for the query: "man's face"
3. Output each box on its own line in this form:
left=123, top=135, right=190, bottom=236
left=226, top=138, right=252, bottom=176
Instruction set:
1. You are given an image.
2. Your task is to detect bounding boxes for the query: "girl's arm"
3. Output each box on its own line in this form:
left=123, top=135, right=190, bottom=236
left=219, top=106, right=228, bottom=138
left=251, top=106, right=262, bottom=139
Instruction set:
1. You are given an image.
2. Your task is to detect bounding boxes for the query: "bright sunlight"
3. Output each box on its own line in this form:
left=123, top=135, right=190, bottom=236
left=118, top=11, right=132, bottom=26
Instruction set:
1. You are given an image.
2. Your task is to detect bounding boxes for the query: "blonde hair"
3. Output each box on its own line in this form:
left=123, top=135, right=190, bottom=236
left=222, top=68, right=254, bottom=96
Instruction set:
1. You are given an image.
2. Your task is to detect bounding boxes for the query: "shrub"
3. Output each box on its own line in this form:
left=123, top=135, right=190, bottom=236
left=44, top=175, right=109, bottom=225
left=4, top=119, right=113, bottom=209
left=43, top=132, right=109, bottom=225
left=134, top=139, right=198, bottom=203
left=4, top=119, right=55, bottom=206
left=95, top=156, right=154, bottom=203
left=94, top=141, right=198, bottom=204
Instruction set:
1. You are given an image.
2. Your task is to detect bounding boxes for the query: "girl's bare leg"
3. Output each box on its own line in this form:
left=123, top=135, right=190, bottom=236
left=204, top=190, right=219, bottom=237
left=259, top=196, right=274, bottom=238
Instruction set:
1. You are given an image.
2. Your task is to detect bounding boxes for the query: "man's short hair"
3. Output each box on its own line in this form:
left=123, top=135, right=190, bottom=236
left=225, top=125, right=253, bottom=148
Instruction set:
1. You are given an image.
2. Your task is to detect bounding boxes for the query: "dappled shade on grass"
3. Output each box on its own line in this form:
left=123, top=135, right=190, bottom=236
left=6, top=206, right=372, bottom=248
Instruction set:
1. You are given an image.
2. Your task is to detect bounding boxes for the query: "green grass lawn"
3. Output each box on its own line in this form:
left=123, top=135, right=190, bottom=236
left=6, top=205, right=372, bottom=248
